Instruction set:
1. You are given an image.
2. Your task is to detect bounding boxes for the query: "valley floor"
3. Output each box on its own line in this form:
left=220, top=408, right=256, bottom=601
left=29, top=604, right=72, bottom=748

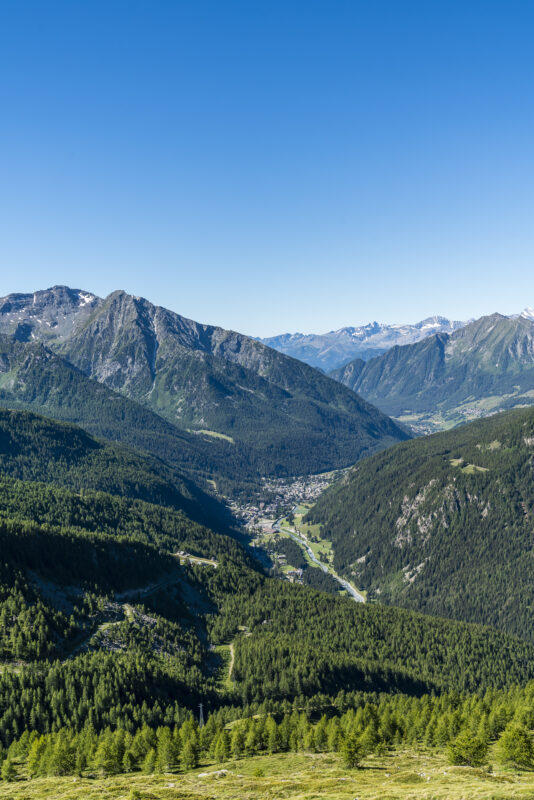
left=3, top=750, right=534, bottom=800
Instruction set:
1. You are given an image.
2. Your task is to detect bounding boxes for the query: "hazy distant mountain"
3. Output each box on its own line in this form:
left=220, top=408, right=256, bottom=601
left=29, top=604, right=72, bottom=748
left=330, top=312, right=534, bottom=432
left=517, top=306, right=534, bottom=321
left=0, top=287, right=408, bottom=489
left=261, top=316, right=468, bottom=371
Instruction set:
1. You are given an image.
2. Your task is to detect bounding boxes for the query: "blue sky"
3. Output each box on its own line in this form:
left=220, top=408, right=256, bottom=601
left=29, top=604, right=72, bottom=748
left=1, top=1, right=533, bottom=336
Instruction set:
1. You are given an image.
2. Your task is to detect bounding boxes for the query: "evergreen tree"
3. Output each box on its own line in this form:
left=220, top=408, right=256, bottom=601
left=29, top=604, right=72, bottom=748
left=181, top=739, right=198, bottom=771
left=231, top=724, right=245, bottom=759
left=94, top=729, right=119, bottom=777
left=123, top=749, right=136, bottom=773
left=50, top=731, right=76, bottom=776
left=266, top=716, right=279, bottom=754
left=214, top=731, right=230, bottom=763
left=155, top=727, right=176, bottom=772
left=496, top=723, right=534, bottom=769
left=1, top=756, right=16, bottom=782
left=27, top=736, right=46, bottom=777
left=143, top=747, right=156, bottom=774
left=447, top=730, right=489, bottom=767
left=342, top=734, right=363, bottom=769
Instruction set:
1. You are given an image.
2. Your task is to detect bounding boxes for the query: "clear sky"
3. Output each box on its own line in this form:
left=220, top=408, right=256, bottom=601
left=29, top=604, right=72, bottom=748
left=1, top=1, right=533, bottom=336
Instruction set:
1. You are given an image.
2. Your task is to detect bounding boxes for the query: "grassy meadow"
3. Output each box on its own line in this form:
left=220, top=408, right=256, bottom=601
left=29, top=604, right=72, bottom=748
left=2, top=749, right=534, bottom=800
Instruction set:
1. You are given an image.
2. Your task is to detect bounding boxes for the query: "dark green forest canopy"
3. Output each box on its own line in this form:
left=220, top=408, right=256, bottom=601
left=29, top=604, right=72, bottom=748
left=1, top=401, right=534, bottom=755
left=306, top=405, right=534, bottom=640
left=202, top=572, right=534, bottom=700
left=0, top=406, right=234, bottom=528
left=2, top=463, right=534, bottom=746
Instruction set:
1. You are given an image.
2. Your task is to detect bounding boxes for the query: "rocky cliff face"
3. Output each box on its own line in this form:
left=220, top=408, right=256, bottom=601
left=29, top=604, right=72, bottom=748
left=0, top=286, right=101, bottom=342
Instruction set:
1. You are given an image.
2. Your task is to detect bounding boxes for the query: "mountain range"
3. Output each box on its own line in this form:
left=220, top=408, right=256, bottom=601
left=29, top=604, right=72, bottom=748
left=0, top=286, right=408, bottom=496
left=3, top=286, right=534, bottom=790
left=262, top=309, right=534, bottom=373
left=260, top=316, right=468, bottom=371
left=330, top=312, right=534, bottom=433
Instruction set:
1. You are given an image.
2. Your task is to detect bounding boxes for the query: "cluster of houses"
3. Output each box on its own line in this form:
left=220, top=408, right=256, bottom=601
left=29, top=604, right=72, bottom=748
left=230, top=473, right=336, bottom=535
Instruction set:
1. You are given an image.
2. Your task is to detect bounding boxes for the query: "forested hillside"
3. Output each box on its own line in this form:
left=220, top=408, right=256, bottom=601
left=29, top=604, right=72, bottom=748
left=0, top=410, right=533, bottom=752
left=306, top=405, right=534, bottom=639
left=4, top=679, right=534, bottom=787
left=0, top=409, right=228, bottom=518
left=0, top=335, right=261, bottom=501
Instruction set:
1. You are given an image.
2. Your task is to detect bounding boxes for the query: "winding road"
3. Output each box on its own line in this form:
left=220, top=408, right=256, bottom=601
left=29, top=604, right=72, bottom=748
left=273, top=513, right=365, bottom=603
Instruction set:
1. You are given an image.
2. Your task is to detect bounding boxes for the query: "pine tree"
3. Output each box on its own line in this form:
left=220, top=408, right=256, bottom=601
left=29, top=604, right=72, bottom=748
left=244, top=720, right=258, bottom=756
left=266, top=716, right=279, bottom=754
left=496, top=723, right=534, bottom=768
left=50, top=730, right=75, bottom=776
left=214, top=731, right=230, bottom=763
left=359, top=723, right=379, bottom=757
left=27, top=736, right=46, bottom=778
left=181, top=739, right=198, bottom=771
left=230, top=725, right=245, bottom=759
left=1, top=756, right=16, bottom=782
left=447, top=729, right=489, bottom=767
left=143, top=747, right=156, bottom=774
left=156, top=727, right=176, bottom=772
left=94, top=729, right=119, bottom=777
left=123, top=749, right=136, bottom=773
left=341, top=734, right=363, bottom=769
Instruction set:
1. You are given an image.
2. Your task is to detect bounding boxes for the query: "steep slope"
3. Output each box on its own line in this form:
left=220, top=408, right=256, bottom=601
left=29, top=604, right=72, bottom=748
left=306, top=405, right=534, bottom=640
left=331, top=313, right=534, bottom=432
left=0, top=338, right=238, bottom=520
left=0, top=285, right=101, bottom=342
left=0, top=407, right=228, bottom=520
left=261, top=316, right=467, bottom=371
left=0, top=288, right=409, bottom=481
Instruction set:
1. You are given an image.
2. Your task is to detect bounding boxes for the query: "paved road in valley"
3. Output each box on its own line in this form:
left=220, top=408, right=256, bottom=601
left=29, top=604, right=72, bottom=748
left=273, top=513, right=365, bottom=603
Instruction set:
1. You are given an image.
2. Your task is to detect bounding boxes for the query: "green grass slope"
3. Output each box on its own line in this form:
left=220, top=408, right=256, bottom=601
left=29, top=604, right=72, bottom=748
left=4, top=750, right=534, bottom=800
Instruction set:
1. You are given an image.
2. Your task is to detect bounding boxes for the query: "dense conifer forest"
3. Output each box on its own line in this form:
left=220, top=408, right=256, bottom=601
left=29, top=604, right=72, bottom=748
left=4, top=681, right=534, bottom=781
left=0, top=333, right=407, bottom=499
left=307, top=405, right=534, bottom=639
left=2, top=406, right=534, bottom=793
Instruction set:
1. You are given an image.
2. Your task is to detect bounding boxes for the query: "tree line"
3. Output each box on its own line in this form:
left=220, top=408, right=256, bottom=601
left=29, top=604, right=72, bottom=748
left=4, top=680, right=534, bottom=781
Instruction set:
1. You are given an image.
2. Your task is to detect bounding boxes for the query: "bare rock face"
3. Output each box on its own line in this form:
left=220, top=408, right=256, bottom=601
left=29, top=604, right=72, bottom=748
left=0, top=286, right=101, bottom=343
